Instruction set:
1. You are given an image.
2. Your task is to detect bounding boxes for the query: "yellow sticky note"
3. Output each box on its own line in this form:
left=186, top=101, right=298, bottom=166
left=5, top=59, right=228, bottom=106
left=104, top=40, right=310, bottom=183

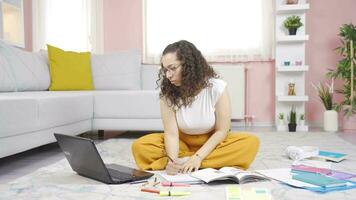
left=226, top=185, right=241, bottom=200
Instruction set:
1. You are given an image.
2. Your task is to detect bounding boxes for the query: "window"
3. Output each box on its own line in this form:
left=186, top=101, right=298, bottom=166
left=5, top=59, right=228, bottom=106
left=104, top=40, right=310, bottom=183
left=32, top=0, right=103, bottom=53
left=0, top=0, right=25, bottom=47
left=144, top=0, right=273, bottom=63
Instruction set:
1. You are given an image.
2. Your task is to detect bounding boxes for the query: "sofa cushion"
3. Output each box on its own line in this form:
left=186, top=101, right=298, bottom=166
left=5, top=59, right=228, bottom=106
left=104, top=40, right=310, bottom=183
left=93, top=90, right=160, bottom=118
left=2, top=91, right=94, bottom=130
left=47, top=45, right=94, bottom=91
left=141, top=65, right=160, bottom=90
left=0, top=54, right=16, bottom=92
left=0, top=96, right=39, bottom=138
left=91, top=49, right=141, bottom=90
left=0, top=40, right=50, bottom=91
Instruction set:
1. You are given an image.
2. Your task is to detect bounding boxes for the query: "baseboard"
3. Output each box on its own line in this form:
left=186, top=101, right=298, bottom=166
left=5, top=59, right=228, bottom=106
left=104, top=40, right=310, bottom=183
left=231, top=121, right=274, bottom=127
left=231, top=121, right=326, bottom=128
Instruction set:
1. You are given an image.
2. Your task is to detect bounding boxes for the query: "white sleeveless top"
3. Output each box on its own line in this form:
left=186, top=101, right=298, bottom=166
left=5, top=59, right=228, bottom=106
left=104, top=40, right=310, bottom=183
left=176, top=78, right=227, bottom=135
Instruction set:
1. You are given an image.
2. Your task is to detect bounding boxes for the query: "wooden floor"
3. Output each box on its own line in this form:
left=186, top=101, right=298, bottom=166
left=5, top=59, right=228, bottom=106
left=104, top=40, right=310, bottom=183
left=1, top=128, right=355, bottom=184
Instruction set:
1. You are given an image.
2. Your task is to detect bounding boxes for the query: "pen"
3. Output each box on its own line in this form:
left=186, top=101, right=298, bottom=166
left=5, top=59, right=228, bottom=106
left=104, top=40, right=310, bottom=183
left=130, top=180, right=148, bottom=184
left=161, top=181, right=191, bottom=187
left=141, top=188, right=160, bottom=194
left=160, top=191, right=191, bottom=196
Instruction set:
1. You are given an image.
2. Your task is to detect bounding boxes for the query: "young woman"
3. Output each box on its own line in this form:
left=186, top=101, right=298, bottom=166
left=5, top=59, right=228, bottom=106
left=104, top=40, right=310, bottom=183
left=132, top=40, right=259, bottom=175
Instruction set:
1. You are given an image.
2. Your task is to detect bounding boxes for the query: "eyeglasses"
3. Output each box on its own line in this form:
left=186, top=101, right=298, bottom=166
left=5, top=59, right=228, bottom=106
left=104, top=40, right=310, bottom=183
left=161, top=64, right=181, bottom=76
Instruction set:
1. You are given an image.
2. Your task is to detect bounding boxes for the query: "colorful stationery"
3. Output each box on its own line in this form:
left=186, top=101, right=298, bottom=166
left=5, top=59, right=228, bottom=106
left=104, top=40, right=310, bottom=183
left=140, top=188, right=160, bottom=194
left=292, top=164, right=356, bottom=180
left=141, top=188, right=191, bottom=196
left=292, top=165, right=332, bottom=175
left=226, top=186, right=272, bottom=200
left=292, top=173, right=347, bottom=188
left=317, top=150, right=347, bottom=162
left=159, top=191, right=191, bottom=196
left=226, top=186, right=241, bottom=200
left=161, top=181, right=191, bottom=187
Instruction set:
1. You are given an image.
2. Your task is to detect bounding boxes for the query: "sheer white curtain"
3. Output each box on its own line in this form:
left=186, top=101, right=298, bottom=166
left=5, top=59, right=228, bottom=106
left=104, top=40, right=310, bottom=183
left=144, top=0, right=273, bottom=63
left=32, top=0, right=103, bottom=53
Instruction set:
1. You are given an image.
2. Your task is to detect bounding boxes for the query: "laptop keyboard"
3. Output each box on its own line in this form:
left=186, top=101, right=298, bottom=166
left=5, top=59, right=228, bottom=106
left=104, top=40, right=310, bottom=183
left=107, top=168, right=133, bottom=180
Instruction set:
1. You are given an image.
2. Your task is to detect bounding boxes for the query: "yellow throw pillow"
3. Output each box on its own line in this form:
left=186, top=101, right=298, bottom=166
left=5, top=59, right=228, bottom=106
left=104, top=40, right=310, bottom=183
left=47, top=45, right=94, bottom=90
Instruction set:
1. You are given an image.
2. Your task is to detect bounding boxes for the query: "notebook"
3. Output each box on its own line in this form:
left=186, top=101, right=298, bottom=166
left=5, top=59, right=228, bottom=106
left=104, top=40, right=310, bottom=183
left=158, top=167, right=269, bottom=184
left=190, top=167, right=269, bottom=184
left=292, top=173, right=347, bottom=188
left=292, top=165, right=356, bottom=180
left=291, top=165, right=332, bottom=175
left=316, top=151, right=347, bottom=162
left=226, top=186, right=272, bottom=200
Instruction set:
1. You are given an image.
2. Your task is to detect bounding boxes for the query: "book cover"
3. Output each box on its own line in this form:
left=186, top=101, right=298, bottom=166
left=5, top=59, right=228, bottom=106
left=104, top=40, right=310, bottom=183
left=317, top=151, right=347, bottom=162
left=292, top=173, right=347, bottom=188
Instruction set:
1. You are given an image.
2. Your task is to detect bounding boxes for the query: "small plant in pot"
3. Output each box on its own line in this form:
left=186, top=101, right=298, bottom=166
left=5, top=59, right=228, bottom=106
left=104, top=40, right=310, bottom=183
left=312, top=81, right=338, bottom=132
left=283, top=15, right=303, bottom=35
left=278, top=113, right=285, bottom=125
left=299, top=114, right=305, bottom=126
left=288, top=106, right=297, bottom=132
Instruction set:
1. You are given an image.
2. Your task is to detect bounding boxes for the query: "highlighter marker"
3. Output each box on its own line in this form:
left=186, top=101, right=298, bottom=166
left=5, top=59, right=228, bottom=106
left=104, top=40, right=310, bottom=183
left=159, top=191, right=191, bottom=196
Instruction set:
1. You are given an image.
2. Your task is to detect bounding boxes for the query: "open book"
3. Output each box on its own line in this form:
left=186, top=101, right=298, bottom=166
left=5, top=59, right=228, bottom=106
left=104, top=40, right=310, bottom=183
left=158, top=167, right=269, bottom=184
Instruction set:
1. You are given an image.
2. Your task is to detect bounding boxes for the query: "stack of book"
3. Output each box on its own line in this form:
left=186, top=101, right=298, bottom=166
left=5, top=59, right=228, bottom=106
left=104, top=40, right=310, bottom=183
left=290, top=164, right=356, bottom=193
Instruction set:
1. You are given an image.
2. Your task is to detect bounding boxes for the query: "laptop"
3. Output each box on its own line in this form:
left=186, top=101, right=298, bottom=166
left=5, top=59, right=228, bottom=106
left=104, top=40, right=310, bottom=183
left=54, top=133, right=153, bottom=184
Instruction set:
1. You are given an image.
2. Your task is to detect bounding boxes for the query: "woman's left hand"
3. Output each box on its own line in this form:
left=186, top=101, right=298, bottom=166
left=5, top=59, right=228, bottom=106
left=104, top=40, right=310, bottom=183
left=181, top=154, right=202, bottom=174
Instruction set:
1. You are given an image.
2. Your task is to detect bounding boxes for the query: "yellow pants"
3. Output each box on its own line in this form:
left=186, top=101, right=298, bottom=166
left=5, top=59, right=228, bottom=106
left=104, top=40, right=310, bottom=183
left=132, top=131, right=260, bottom=170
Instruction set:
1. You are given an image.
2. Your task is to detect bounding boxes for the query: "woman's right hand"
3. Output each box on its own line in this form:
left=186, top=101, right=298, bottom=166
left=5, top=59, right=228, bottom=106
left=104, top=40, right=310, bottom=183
left=165, top=161, right=182, bottom=175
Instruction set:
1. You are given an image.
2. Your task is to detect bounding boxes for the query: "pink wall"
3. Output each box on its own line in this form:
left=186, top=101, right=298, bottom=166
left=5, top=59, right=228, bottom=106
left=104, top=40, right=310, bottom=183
left=23, top=0, right=32, bottom=51
left=23, top=0, right=356, bottom=124
left=103, top=0, right=143, bottom=52
left=305, top=0, right=356, bottom=123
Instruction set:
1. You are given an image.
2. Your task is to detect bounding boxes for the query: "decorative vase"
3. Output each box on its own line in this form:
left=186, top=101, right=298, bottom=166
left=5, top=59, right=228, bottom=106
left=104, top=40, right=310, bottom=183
left=288, top=123, right=297, bottom=132
left=324, top=110, right=338, bottom=132
left=286, top=0, right=298, bottom=4
left=299, top=120, right=305, bottom=126
left=279, top=119, right=285, bottom=125
left=288, top=28, right=297, bottom=35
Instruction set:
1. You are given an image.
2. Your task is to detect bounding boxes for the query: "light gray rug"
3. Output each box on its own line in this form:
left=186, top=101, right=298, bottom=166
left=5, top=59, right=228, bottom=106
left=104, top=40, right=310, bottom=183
left=1, top=131, right=356, bottom=200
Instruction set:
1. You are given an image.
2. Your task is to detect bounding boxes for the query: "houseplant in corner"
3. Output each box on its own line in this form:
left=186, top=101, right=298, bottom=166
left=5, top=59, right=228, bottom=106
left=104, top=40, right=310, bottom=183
left=283, top=15, right=303, bottom=35
left=312, top=81, right=338, bottom=132
left=327, top=23, right=356, bottom=133
left=288, top=106, right=297, bottom=132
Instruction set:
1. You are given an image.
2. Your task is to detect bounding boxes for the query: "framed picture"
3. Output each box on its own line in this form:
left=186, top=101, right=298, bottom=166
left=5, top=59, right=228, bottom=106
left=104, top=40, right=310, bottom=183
left=0, top=0, right=25, bottom=47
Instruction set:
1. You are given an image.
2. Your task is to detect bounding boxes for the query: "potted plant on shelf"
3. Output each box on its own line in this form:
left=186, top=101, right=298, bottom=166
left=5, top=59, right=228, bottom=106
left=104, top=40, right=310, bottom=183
left=312, top=81, right=338, bottom=132
left=288, top=106, right=297, bottom=132
left=278, top=113, right=285, bottom=126
left=327, top=23, right=356, bottom=133
left=278, top=113, right=285, bottom=125
left=283, top=15, right=303, bottom=35
left=299, top=114, right=305, bottom=126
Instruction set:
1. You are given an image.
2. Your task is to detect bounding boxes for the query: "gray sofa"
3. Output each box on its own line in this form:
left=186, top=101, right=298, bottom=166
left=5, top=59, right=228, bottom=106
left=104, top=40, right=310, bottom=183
left=0, top=40, right=162, bottom=158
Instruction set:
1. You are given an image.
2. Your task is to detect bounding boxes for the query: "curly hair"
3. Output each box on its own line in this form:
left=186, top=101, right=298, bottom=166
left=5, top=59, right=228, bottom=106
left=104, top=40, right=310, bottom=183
left=157, top=40, right=218, bottom=109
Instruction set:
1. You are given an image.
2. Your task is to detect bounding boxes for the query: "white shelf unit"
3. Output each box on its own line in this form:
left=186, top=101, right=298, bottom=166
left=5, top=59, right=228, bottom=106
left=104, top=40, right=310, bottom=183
left=277, top=65, right=309, bottom=72
left=275, top=0, right=309, bottom=132
left=277, top=35, right=309, bottom=42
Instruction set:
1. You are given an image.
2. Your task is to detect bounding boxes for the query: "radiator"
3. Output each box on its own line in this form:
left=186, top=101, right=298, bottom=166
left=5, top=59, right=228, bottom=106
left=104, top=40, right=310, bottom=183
left=213, top=64, right=245, bottom=120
